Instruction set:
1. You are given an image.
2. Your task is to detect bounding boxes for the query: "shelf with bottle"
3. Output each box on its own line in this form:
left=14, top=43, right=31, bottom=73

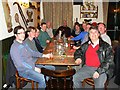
left=80, top=12, right=98, bottom=18
left=80, top=2, right=98, bottom=18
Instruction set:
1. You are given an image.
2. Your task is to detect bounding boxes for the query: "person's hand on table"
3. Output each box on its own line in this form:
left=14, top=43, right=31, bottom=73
left=49, top=53, right=53, bottom=58
left=75, top=58, right=82, bottom=65
left=67, top=37, right=71, bottom=41
left=42, top=53, right=53, bottom=59
left=42, top=54, right=51, bottom=58
left=35, top=67, right=41, bottom=73
left=46, top=40, right=50, bottom=43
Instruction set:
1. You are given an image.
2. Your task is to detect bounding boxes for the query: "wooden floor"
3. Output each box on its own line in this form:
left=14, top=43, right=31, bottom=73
left=8, top=76, right=120, bottom=90
left=9, top=66, right=120, bottom=89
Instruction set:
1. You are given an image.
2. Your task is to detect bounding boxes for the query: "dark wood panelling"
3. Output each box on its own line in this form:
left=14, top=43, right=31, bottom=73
left=2, top=36, right=15, bottom=55
left=1, top=36, right=15, bottom=85
left=107, top=2, right=120, bottom=30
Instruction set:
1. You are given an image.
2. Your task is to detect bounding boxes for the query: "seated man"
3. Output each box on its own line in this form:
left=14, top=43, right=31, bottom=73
left=34, top=28, right=44, bottom=53
left=38, top=22, right=51, bottom=49
left=54, top=20, right=71, bottom=38
left=46, top=21, right=54, bottom=38
left=24, top=26, right=38, bottom=53
left=24, top=26, right=55, bottom=70
left=73, top=26, right=114, bottom=89
left=10, top=25, right=53, bottom=89
left=98, top=22, right=111, bottom=45
left=25, top=26, right=43, bottom=53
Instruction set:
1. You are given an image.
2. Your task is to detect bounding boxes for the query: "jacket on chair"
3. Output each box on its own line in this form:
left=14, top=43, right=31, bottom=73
left=114, top=45, right=120, bottom=85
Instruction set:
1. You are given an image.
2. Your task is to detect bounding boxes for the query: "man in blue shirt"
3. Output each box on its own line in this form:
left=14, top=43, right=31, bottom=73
left=10, top=25, right=53, bottom=89
left=71, top=31, right=88, bottom=42
left=69, top=23, right=91, bottom=49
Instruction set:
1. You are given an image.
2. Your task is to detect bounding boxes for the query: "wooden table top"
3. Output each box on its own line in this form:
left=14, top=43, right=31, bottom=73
left=35, top=39, right=77, bottom=66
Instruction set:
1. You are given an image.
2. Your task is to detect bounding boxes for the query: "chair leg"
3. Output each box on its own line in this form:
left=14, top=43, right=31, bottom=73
left=22, top=80, right=24, bottom=88
left=64, top=78, right=66, bottom=89
left=36, top=82, right=38, bottom=90
left=56, top=78, right=59, bottom=88
left=104, top=80, right=108, bottom=90
left=50, top=77, right=53, bottom=88
left=16, top=77, right=20, bottom=90
left=70, top=77, right=73, bottom=88
left=31, top=81, right=34, bottom=90
left=82, top=80, right=85, bottom=88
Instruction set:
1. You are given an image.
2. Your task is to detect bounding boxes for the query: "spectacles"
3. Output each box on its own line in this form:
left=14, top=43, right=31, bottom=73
left=17, top=32, right=25, bottom=34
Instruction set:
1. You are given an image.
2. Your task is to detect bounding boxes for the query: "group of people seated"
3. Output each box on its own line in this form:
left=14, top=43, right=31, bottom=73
left=9, top=19, right=116, bottom=89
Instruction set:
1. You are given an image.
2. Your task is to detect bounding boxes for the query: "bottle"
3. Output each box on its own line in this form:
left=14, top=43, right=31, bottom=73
left=58, top=30, right=62, bottom=39
left=65, top=43, right=68, bottom=47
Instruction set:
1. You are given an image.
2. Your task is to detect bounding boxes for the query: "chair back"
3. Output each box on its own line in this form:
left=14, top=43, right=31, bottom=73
left=82, top=78, right=109, bottom=89
left=6, top=54, right=17, bottom=86
left=41, top=68, right=76, bottom=78
left=7, top=54, right=38, bottom=89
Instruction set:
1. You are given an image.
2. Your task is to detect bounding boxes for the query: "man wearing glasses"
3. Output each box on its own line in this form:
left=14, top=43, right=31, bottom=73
left=10, top=25, right=52, bottom=89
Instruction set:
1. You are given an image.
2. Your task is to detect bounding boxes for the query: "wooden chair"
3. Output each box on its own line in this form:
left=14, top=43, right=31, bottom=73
left=41, top=68, right=76, bottom=89
left=15, top=71, right=38, bottom=90
left=6, top=54, right=38, bottom=90
left=82, top=78, right=109, bottom=90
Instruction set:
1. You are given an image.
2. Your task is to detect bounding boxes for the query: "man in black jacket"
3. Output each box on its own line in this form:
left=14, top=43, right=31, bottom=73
left=73, top=26, right=114, bottom=89
left=54, top=20, right=71, bottom=38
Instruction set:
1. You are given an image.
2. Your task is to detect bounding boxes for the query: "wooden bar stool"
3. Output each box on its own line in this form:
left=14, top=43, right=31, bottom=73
left=41, top=68, right=76, bottom=89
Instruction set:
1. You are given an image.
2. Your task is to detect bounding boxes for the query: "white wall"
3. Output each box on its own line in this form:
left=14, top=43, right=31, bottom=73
left=73, top=0, right=103, bottom=24
left=0, top=0, right=35, bottom=40
left=73, top=5, right=80, bottom=23
left=0, top=0, right=14, bottom=40
left=0, top=0, right=104, bottom=40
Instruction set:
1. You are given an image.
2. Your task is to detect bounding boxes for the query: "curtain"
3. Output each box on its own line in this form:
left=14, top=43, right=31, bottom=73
left=43, top=2, right=73, bottom=29
left=103, top=2, right=109, bottom=26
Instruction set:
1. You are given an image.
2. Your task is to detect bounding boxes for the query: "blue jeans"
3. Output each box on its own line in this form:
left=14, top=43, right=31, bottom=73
left=19, top=69, right=46, bottom=88
left=19, top=65, right=55, bottom=88
left=73, top=65, right=107, bottom=89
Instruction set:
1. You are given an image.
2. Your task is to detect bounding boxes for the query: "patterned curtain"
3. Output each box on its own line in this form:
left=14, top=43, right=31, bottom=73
left=103, top=2, right=109, bottom=26
left=43, top=2, right=73, bottom=29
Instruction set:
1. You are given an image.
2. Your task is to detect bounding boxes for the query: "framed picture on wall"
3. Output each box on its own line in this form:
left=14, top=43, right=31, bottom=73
left=2, top=1, right=13, bottom=33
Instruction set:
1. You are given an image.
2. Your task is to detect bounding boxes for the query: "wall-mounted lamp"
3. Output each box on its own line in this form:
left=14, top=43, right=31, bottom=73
left=114, top=9, right=119, bottom=13
left=19, top=0, right=29, bottom=8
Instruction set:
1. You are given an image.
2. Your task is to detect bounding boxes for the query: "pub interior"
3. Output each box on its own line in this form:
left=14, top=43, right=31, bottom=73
left=1, top=0, right=120, bottom=89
